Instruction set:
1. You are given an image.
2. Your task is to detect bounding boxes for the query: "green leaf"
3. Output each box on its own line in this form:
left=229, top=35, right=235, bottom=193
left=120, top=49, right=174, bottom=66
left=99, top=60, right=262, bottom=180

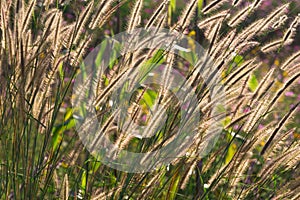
left=249, top=73, right=259, bottom=92
left=225, top=142, right=237, bottom=164
left=58, top=61, right=64, bottom=80
left=222, top=116, right=231, bottom=127
left=198, top=0, right=204, bottom=12
left=142, top=89, right=158, bottom=108
left=138, top=49, right=165, bottom=83
left=227, top=55, right=244, bottom=76
left=51, top=127, right=62, bottom=151
left=51, top=109, right=76, bottom=151
left=225, top=132, right=237, bottom=164
left=81, top=171, right=87, bottom=194
left=168, top=0, right=176, bottom=24
left=234, top=55, right=244, bottom=66
left=64, top=108, right=73, bottom=121
left=167, top=172, right=180, bottom=200
left=170, top=0, right=176, bottom=11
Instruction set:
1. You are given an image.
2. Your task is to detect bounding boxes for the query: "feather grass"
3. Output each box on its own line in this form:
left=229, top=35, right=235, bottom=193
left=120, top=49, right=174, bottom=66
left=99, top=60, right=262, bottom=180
left=127, top=0, right=143, bottom=32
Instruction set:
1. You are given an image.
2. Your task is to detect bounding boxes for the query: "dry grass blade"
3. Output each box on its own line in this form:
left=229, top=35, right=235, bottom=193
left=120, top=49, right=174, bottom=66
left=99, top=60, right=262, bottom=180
left=232, top=0, right=241, bottom=7
left=260, top=146, right=299, bottom=181
left=180, top=160, right=197, bottom=189
left=211, top=30, right=236, bottom=58
left=93, top=68, right=130, bottom=108
left=281, top=50, right=300, bottom=70
left=53, top=12, right=62, bottom=56
left=177, top=0, right=198, bottom=30
left=21, top=0, right=36, bottom=33
left=250, top=68, right=275, bottom=106
left=127, top=0, right=143, bottom=32
left=272, top=15, right=288, bottom=29
left=282, top=14, right=300, bottom=42
left=198, top=10, right=230, bottom=29
left=96, top=0, right=127, bottom=28
left=227, top=63, right=259, bottom=88
left=266, top=128, right=296, bottom=159
left=159, top=54, right=174, bottom=103
left=228, top=5, right=254, bottom=27
left=261, top=101, right=300, bottom=156
left=244, top=95, right=269, bottom=133
left=202, top=0, right=229, bottom=15
left=257, top=3, right=290, bottom=32
left=146, top=0, right=169, bottom=29
left=71, top=35, right=92, bottom=66
left=207, top=19, right=222, bottom=54
left=229, top=153, right=253, bottom=196
left=260, top=14, right=300, bottom=53
left=223, top=59, right=254, bottom=85
left=264, top=70, right=300, bottom=115
left=224, top=111, right=252, bottom=130
left=261, top=38, right=293, bottom=53
left=60, top=174, right=69, bottom=200
left=90, top=0, right=116, bottom=29
left=252, top=0, right=263, bottom=9
left=272, top=175, right=300, bottom=200
left=286, top=63, right=300, bottom=75
left=72, top=2, right=94, bottom=46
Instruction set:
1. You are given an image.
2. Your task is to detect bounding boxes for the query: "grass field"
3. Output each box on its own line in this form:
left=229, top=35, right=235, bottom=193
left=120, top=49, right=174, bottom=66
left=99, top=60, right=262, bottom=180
left=0, top=0, right=299, bottom=199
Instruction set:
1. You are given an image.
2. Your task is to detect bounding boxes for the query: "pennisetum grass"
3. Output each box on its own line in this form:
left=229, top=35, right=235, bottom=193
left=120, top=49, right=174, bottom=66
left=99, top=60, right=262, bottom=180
left=0, top=0, right=299, bottom=199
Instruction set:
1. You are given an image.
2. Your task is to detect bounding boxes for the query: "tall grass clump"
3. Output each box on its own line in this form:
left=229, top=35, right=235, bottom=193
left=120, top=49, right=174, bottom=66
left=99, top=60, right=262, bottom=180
left=0, top=0, right=299, bottom=199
